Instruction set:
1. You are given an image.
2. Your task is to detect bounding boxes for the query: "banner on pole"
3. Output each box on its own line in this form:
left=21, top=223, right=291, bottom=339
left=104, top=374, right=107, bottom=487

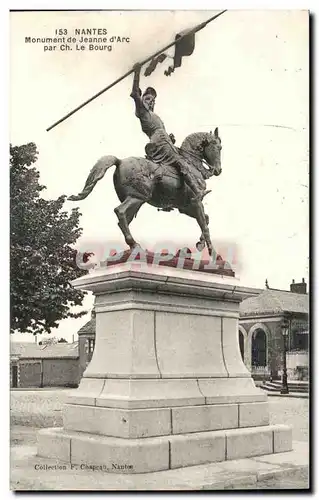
left=144, top=29, right=196, bottom=77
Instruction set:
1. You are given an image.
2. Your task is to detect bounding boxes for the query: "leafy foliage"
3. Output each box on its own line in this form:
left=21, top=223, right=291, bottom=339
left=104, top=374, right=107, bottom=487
left=39, top=337, right=58, bottom=346
left=10, top=143, right=87, bottom=334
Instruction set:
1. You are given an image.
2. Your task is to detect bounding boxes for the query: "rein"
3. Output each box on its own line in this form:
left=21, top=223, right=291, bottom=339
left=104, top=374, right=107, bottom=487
left=178, top=146, right=216, bottom=173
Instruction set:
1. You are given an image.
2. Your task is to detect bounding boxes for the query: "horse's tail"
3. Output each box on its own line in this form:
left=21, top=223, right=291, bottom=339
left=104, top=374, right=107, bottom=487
left=68, top=155, right=120, bottom=201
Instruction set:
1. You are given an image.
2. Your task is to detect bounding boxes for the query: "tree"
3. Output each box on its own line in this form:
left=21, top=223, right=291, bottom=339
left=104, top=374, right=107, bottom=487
left=39, top=337, right=59, bottom=346
left=10, top=143, right=87, bottom=334
left=58, top=338, right=68, bottom=343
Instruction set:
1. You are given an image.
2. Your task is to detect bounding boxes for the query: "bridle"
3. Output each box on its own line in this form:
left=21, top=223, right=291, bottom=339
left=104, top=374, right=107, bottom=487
left=178, top=144, right=218, bottom=174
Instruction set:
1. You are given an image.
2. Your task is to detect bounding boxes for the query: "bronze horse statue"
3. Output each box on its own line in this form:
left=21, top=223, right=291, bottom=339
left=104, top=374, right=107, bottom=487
left=68, top=128, right=222, bottom=255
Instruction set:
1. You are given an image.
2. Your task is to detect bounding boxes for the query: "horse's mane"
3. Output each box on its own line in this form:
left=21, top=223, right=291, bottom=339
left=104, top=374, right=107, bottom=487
left=180, top=132, right=211, bottom=152
left=179, top=131, right=215, bottom=180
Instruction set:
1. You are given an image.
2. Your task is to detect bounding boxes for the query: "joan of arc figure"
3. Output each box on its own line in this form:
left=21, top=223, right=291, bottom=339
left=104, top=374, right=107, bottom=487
left=130, top=63, right=208, bottom=202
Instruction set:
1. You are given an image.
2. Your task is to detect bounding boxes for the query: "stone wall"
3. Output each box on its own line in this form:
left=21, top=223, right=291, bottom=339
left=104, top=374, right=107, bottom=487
left=42, top=359, right=80, bottom=387
left=19, top=360, right=42, bottom=388
left=18, top=358, right=80, bottom=388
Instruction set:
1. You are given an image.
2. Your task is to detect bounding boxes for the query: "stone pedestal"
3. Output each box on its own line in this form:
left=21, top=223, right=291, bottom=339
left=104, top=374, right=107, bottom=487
left=38, top=262, right=292, bottom=473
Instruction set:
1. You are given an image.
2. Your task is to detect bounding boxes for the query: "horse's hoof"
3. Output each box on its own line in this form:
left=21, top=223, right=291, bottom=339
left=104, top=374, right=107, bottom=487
left=196, top=241, right=205, bottom=252
left=129, top=242, right=141, bottom=250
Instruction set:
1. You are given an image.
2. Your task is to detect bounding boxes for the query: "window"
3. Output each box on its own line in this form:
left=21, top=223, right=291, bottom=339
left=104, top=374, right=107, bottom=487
left=291, top=320, right=308, bottom=351
left=87, top=338, right=95, bottom=363
left=88, top=339, right=95, bottom=354
left=251, top=329, right=267, bottom=367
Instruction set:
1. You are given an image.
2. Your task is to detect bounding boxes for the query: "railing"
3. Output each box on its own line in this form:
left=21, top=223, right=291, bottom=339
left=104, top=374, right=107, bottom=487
left=287, top=351, right=308, bottom=371
left=251, top=366, right=270, bottom=375
left=250, top=366, right=271, bottom=382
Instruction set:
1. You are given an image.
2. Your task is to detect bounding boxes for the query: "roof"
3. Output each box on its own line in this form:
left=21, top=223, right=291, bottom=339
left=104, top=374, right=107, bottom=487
left=78, top=317, right=95, bottom=335
left=240, top=288, right=309, bottom=317
left=10, top=342, right=34, bottom=357
left=10, top=342, right=79, bottom=359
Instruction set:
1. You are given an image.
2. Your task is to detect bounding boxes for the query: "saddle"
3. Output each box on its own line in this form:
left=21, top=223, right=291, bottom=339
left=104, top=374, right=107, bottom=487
left=144, top=146, right=180, bottom=181
left=145, top=143, right=211, bottom=183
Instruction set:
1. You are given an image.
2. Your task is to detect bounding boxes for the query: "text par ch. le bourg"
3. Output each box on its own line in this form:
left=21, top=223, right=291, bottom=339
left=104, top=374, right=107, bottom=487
left=25, top=28, right=130, bottom=51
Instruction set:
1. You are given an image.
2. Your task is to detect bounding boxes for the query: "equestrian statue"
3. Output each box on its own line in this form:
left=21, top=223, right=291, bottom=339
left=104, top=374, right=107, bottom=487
left=68, top=63, right=223, bottom=255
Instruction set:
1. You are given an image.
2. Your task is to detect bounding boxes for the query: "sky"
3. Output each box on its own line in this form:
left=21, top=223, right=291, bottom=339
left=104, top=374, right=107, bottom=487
left=9, top=9, right=309, bottom=342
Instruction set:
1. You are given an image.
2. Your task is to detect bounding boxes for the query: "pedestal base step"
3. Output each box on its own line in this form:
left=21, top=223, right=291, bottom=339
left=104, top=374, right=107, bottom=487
left=62, top=401, right=270, bottom=438
left=65, top=377, right=267, bottom=409
left=38, top=424, right=292, bottom=474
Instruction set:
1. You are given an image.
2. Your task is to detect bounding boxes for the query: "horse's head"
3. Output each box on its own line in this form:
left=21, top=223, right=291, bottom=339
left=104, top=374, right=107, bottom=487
left=201, top=128, right=222, bottom=176
left=180, top=129, right=222, bottom=178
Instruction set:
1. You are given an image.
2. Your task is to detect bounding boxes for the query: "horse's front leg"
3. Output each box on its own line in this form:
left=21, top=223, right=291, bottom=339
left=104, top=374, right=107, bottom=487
left=114, top=196, right=144, bottom=249
left=196, top=214, right=210, bottom=252
left=179, top=202, right=213, bottom=255
left=193, top=202, right=213, bottom=255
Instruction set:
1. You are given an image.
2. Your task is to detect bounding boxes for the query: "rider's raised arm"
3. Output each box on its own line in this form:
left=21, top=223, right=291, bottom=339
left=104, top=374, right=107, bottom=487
left=131, top=64, right=141, bottom=98
left=130, top=64, right=147, bottom=117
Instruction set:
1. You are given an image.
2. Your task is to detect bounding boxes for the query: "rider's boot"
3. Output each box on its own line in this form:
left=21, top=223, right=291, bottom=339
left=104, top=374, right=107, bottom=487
left=185, top=175, right=208, bottom=203
left=176, top=159, right=210, bottom=203
left=191, top=189, right=211, bottom=202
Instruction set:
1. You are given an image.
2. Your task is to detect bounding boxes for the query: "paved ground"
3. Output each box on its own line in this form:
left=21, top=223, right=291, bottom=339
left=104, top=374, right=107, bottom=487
left=9, top=434, right=310, bottom=491
left=268, top=397, right=309, bottom=443
left=10, top=389, right=67, bottom=427
left=10, top=390, right=310, bottom=491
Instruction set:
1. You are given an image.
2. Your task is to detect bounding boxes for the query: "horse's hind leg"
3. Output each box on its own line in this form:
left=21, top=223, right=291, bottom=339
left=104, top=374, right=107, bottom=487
left=114, top=196, right=144, bottom=249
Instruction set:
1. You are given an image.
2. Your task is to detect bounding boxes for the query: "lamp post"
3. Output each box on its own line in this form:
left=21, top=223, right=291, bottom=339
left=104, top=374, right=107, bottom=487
left=281, top=319, right=289, bottom=394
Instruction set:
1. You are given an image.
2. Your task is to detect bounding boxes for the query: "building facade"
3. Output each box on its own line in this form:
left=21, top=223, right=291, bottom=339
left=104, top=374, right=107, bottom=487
left=78, top=311, right=96, bottom=379
left=238, top=279, right=309, bottom=380
left=10, top=342, right=80, bottom=388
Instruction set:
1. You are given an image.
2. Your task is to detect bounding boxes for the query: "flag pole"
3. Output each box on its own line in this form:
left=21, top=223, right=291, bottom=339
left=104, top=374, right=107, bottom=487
left=46, top=10, right=227, bottom=132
